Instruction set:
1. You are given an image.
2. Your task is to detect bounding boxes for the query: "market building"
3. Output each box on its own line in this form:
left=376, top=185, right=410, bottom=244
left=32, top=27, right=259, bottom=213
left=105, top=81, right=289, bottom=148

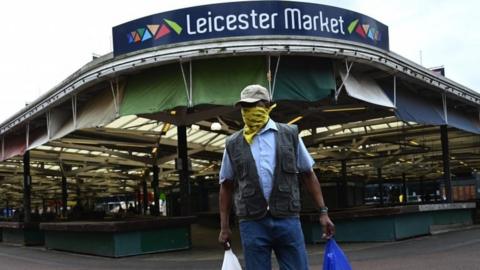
left=0, top=1, right=477, bottom=256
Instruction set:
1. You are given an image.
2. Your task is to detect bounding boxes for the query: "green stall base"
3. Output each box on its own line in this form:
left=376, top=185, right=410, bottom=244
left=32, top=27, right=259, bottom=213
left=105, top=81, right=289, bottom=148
left=0, top=222, right=44, bottom=246
left=431, top=209, right=473, bottom=225
left=44, top=227, right=191, bottom=257
left=302, top=203, right=475, bottom=243
left=40, top=217, right=195, bottom=257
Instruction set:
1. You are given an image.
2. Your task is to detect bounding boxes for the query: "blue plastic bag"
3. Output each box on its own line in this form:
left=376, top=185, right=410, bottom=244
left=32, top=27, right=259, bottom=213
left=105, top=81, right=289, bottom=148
left=323, top=239, right=352, bottom=270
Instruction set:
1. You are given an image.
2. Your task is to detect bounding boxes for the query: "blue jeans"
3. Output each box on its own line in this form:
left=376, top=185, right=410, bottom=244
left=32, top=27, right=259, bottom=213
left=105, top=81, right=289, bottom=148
left=239, top=214, right=309, bottom=270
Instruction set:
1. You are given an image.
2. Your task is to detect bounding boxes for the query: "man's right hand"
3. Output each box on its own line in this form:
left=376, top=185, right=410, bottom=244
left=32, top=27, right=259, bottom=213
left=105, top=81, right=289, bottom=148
left=320, top=214, right=335, bottom=239
left=218, top=228, right=232, bottom=248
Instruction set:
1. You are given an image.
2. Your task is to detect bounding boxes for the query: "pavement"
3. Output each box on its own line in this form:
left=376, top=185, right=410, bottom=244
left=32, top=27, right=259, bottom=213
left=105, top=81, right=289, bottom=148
left=0, top=225, right=480, bottom=269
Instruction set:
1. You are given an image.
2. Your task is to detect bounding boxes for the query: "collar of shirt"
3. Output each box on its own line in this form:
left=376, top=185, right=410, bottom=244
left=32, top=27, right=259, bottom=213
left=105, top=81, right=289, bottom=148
left=258, top=118, right=278, bottom=135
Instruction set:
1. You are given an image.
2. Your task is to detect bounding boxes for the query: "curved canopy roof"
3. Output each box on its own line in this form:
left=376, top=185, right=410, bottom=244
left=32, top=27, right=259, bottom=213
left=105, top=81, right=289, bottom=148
left=0, top=2, right=479, bottom=206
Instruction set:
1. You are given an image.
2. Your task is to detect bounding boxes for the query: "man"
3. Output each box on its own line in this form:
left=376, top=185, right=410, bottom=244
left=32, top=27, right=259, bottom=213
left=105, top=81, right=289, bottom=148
left=218, top=84, right=335, bottom=270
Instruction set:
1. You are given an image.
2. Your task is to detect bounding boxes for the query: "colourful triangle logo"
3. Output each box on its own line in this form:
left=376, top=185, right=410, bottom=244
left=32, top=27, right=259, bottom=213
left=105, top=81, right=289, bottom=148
left=355, top=25, right=366, bottom=38
left=127, top=33, right=134, bottom=43
left=368, top=28, right=375, bottom=40
left=147, top=24, right=160, bottom=36
left=134, top=32, right=141, bottom=43
left=348, top=19, right=381, bottom=41
left=155, top=24, right=171, bottom=39
left=142, top=29, right=152, bottom=41
left=362, top=24, right=370, bottom=35
left=348, top=19, right=359, bottom=34
left=163, top=19, right=182, bottom=34
left=128, top=19, right=182, bottom=45
left=137, top=28, right=146, bottom=39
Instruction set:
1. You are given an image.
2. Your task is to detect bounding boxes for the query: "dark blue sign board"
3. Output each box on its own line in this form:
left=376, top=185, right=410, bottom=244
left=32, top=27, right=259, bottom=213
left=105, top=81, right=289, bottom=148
left=113, top=1, right=389, bottom=56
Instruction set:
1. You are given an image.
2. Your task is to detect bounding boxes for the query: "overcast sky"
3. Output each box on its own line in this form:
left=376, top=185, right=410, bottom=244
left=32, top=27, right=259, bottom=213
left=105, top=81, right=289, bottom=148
left=0, top=0, right=478, bottom=123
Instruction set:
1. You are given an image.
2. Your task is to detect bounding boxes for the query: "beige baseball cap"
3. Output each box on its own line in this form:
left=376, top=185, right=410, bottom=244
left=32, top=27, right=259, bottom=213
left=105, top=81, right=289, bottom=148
left=235, top=84, right=271, bottom=106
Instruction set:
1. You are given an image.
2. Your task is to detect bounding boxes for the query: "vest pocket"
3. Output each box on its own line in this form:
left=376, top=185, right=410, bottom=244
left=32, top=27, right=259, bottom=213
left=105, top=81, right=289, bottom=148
left=280, top=147, right=297, bottom=173
left=275, top=199, right=290, bottom=211
left=235, top=201, right=247, bottom=216
left=235, top=161, right=248, bottom=180
left=242, top=185, right=256, bottom=198
left=278, top=184, right=291, bottom=192
left=290, top=200, right=301, bottom=212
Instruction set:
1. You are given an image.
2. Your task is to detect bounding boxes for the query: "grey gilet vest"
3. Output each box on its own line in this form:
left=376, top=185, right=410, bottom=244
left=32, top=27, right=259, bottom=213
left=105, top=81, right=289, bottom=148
left=225, top=122, right=301, bottom=221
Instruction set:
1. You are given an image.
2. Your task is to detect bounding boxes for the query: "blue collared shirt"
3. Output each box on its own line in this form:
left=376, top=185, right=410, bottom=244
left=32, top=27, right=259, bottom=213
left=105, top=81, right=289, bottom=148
left=219, top=119, right=314, bottom=201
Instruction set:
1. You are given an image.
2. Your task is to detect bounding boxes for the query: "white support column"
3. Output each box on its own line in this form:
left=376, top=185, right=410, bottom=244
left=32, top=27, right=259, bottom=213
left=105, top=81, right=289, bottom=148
left=442, top=93, right=448, bottom=124
left=179, top=60, right=190, bottom=107
left=25, top=123, right=30, bottom=149
left=110, top=80, right=119, bottom=117
left=335, top=59, right=354, bottom=101
left=115, top=78, right=120, bottom=104
left=71, top=95, right=78, bottom=129
left=271, top=55, right=281, bottom=99
left=47, top=111, right=52, bottom=139
left=267, top=55, right=272, bottom=98
left=189, top=60, right=193, bottom=107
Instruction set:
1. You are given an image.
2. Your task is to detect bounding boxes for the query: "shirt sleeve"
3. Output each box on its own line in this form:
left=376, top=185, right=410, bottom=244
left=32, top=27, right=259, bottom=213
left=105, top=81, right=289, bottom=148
left=297, top=136, right=315, bottom=173
left=219, top=148, right=234, bottom=183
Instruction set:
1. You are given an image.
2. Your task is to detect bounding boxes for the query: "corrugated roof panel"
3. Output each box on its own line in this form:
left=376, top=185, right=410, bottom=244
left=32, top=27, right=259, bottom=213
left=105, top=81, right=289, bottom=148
left=107, top=115, right=137, bottom=129
left=350, top=127, right=365, bottom=133
left=299, top=130, right=311, bottom=137
left=137, top=122, right=159, bottom=131
left=123, top=117, right=151, bottom=129
left=187, top=130, right=210, bottom=143
left=371, top=124, right=389, bottom=130
left=193, top=132, right=217, bottom=144
left=165, top=126, right=178, bottom=138
left=152, top=123, right=167, bottom=132
left=184, top=129, right=203, bottom=142
left=209, top=135, right=226, bottom=146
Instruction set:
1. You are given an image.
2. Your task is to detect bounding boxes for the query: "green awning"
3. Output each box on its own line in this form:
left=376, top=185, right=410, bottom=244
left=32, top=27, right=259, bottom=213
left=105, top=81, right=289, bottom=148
left=192, top=56, right=269, bottom=106
left=119, top=56, right=334, bottom=117
left=120, top=63, right=187, bottom=116
left=273, top=56, right=335, bottom=102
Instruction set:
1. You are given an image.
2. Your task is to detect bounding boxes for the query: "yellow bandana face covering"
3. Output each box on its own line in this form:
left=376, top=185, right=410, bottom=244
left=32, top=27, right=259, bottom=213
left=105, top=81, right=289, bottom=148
left=241, top=104, right=276, bottom=144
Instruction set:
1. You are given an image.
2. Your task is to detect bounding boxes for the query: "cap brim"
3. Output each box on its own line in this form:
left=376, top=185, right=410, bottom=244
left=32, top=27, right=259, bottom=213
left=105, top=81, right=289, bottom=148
left=234, top=98, right=262, bottom=107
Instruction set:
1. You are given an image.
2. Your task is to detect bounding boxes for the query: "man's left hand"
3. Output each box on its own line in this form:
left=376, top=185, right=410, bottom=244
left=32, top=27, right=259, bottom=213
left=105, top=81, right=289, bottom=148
left=319, top=214, right=335, bottom=239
